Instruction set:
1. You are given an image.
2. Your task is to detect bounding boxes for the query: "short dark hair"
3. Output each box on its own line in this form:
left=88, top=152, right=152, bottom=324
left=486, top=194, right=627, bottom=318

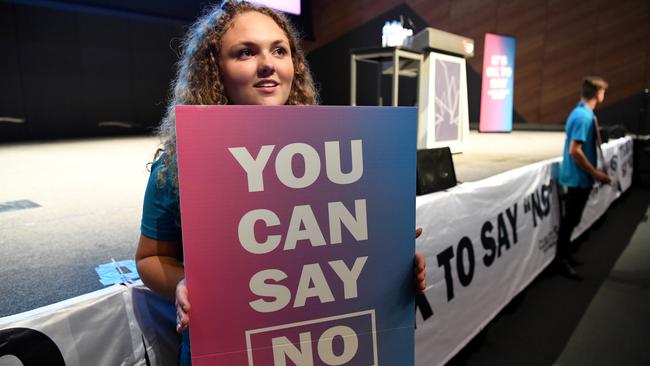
left=581, top=76, right=608, bottom=100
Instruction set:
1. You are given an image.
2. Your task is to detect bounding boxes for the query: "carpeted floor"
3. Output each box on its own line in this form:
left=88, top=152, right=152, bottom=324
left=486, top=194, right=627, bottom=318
left=447, top=186, right=650, bottom=366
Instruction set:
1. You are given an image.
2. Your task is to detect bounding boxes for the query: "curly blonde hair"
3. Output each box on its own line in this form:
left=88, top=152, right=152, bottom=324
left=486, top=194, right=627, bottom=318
left=156, top=0, right=319, bottom=187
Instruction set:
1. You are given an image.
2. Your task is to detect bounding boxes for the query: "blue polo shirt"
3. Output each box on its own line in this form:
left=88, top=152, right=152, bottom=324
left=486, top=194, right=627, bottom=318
left=559, top=102, right=597, bottom=188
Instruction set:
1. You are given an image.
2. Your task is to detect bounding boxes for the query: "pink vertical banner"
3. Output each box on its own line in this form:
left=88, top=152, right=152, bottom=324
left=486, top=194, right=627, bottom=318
left=479, top=33, right=516, bottom=132
left=175, top=105, right=416, bottom=365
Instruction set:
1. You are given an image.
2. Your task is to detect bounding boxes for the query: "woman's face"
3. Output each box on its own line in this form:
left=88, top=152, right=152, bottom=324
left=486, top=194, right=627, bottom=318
left=219, top=11, right=294, bottom=105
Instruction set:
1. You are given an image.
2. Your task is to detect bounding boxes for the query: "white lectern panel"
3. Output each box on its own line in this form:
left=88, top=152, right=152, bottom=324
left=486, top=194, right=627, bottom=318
left=417, top=52, right=470, bottom=153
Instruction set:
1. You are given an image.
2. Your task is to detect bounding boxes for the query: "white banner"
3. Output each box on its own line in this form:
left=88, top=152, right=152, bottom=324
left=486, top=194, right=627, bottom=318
left=0, top=283, right=181, bottom=366
left=0, top=137, right=633, bottom=366
left=415, top=160, right=559, bottom=365
left=0, top=285, right=145, bottom=366
left=414, top=136, right=632, bottom=366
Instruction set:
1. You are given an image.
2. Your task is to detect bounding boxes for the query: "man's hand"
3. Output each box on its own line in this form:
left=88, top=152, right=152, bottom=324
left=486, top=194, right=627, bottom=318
left=593, top=170, right=611, bottom=184
left=570, top=140, right=612, bottom=185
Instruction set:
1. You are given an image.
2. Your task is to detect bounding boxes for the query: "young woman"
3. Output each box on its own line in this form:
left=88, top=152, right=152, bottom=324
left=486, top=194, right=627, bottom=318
left=135, top=1, right=426, bottom=364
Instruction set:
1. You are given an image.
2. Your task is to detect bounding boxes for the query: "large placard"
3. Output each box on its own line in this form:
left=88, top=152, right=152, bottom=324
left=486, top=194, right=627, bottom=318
left=175, top=106, right=417, bottom=365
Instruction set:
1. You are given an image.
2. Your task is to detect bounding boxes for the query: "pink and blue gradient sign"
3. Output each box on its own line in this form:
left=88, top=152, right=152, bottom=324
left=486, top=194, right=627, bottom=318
left=479, top=33, right=516, bottom=132
left=175, top=106, right=416, bottom=366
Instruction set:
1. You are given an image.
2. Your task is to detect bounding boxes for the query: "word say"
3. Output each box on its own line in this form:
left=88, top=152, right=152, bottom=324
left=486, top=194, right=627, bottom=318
left=436, top=202, right=518, bottom=301
left=249, top=256, right=368, bottom=313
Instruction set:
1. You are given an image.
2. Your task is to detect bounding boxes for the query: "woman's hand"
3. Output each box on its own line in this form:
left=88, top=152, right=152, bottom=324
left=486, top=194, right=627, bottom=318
left=175, top=278, right=191, bottom=333
left=415, top=228, right=427, bottom=294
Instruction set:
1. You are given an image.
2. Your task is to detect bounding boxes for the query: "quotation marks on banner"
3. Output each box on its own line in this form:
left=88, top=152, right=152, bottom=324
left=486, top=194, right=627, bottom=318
left=523, top=183, right=552, bottom=228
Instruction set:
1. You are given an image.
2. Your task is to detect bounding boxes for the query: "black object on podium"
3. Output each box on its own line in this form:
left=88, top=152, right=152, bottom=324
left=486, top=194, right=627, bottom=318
left=416, top=147, right=457, bottom=195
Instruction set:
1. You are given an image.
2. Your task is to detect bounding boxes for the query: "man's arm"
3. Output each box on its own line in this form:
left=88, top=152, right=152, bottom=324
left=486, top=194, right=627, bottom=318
left=569, top=140, right=611, bottom=184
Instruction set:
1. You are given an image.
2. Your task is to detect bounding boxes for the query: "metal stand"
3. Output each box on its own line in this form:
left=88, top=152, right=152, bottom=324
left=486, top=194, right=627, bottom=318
left=350, top=47, right=423, bottom=106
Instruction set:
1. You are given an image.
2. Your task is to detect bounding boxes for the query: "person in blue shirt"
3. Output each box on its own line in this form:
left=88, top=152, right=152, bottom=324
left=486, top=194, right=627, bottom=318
left=557, top=76, right=611, bottom=280
left=135, top=1, right=427, bottom=364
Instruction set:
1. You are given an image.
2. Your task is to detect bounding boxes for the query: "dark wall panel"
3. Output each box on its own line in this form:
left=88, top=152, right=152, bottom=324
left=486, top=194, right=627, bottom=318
left=130, top=20, right=184, bottom=132
left=0, top=3, right=27, bottom=140
left=57, top=0, right=202, bottom=21
left=78, top=13, right=134, bottom=136
left=598, top=92, right=648, bottom=134
left=0, top=2, right=189, bottom=142
left=15, top=4, right=85, bottom=139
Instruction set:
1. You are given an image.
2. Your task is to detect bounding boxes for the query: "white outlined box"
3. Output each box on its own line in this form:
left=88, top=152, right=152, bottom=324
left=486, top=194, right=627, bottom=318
left=245, top=310, right=378, bottom=366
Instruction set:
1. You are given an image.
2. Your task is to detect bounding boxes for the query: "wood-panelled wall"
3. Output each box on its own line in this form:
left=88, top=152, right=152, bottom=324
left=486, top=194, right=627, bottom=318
left=305, top=0, right=650, bottom=124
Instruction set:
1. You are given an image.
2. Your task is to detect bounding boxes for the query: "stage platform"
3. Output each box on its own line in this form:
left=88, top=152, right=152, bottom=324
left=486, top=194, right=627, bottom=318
left=453, top=130, right=565, bottom=182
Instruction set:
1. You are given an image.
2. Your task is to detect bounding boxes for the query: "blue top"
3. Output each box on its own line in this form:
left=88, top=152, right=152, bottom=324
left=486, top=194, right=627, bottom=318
left=559, top=102, right=597, bottom=188
left=140, top=156, right=191, bottom=364
left=141, top=157, right=182, bottom=241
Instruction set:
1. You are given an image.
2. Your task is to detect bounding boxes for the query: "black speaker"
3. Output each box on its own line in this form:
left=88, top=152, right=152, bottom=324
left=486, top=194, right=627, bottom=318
left=641, top=89, right=650, bottom=135
left=599, top=124, right=628, bottom=143
left=633, top=138, right=650, bottom=186
left=416, top=147, right=457, bottom=195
